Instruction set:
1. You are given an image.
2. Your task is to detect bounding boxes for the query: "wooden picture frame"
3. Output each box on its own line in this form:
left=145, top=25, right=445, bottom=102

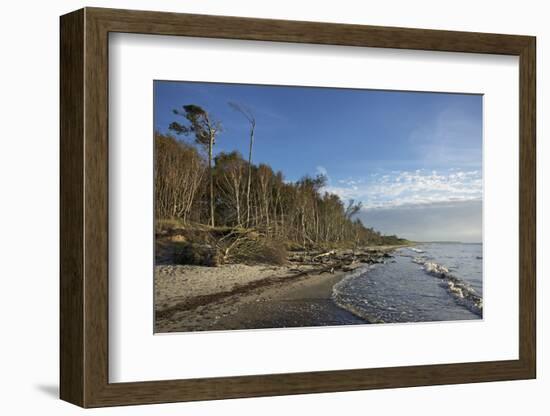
left=60, top=7, right=536, bottom=408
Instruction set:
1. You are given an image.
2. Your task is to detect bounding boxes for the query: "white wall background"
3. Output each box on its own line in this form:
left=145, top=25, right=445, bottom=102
left=0, top=0, right=545, bottom=414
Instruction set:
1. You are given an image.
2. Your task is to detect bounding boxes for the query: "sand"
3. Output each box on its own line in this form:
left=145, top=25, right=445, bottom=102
left=154, top=263, right=367, bottom=333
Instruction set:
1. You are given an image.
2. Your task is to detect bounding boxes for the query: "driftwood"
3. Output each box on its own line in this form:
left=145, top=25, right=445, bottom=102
left=157, top=245, right=396, bottom=321
left=289, top=247, right=391, bottom=266
left=312, top=250, right=336, bottom=261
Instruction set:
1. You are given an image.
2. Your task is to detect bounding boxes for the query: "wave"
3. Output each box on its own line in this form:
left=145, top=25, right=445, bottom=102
left=418, top=260, right=483, bottom=316
left=331, top=265, right=383, bottom=323
left=331, top=251, right=483, bottom=323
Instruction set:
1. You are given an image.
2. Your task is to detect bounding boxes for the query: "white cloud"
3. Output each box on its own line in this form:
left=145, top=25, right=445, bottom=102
left=323, top=169, right=482, bottom=210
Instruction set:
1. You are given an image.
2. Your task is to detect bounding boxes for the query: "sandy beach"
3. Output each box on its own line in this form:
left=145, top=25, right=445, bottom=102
left=155, top=263, right=367, bottom=333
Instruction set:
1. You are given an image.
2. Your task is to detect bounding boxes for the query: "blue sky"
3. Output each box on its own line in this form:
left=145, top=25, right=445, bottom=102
left=154, top=81, right=483, bottom=242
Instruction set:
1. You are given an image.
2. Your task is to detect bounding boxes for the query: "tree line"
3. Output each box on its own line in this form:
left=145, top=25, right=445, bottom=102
left=155, top=103, right=406, bottom=248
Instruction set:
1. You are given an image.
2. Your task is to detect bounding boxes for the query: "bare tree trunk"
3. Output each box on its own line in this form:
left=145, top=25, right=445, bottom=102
left=229, top=103, right=256, bottom=229
left=279, top=196, right=285, bottom=238
left=233, top=171, right=242, bottom=226
left=209, top=137, right=215, bottom=227
left=235, top=189, right=241, bottom=225
left=246, top=125, right=254, bottom=227
left=301, top=207, right=306, bottom=247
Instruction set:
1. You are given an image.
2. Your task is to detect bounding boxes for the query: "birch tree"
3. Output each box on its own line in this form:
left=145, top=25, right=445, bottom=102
left=154, top=133, right=204, bottom=223
left=214, top=151, right=246, bottom=226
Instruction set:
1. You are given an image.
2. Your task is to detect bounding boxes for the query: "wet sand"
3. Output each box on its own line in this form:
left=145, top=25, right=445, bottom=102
left=214, top=270, right=366, bottom=330
left=155, top=264, right=367, bottom=333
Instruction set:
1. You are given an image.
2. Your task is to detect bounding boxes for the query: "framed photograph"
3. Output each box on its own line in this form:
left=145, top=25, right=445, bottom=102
left=60, top=7, right=536, bottom=407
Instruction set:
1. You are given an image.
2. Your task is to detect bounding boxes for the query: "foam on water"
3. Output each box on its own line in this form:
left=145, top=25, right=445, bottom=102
left=331, top=243, right=483, bottom=324
left=419, top=259, right=482, bottom=316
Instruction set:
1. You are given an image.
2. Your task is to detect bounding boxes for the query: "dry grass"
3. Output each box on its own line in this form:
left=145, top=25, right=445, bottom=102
left=226, top=237, right=287, bottom=266
left=158, top=222, right=288, bottom=266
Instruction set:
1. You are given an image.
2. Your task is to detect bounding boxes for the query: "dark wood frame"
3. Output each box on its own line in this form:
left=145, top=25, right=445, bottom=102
left=60, top=7, right=536, bottom=408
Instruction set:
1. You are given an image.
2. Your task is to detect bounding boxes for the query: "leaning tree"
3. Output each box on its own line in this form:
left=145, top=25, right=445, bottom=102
left=169, top=104, right=222, bottom=227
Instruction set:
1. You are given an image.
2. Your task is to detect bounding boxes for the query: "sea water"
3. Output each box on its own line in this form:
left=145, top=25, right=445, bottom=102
left=332, top=243, right=483, bottom=324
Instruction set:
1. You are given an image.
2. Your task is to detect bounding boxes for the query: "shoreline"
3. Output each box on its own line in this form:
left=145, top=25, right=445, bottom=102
left=154, top=246, right=405, bottom=332
left=155, top=264, right=366, bottom=333
left=210, top=267, right=368, bottom=331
